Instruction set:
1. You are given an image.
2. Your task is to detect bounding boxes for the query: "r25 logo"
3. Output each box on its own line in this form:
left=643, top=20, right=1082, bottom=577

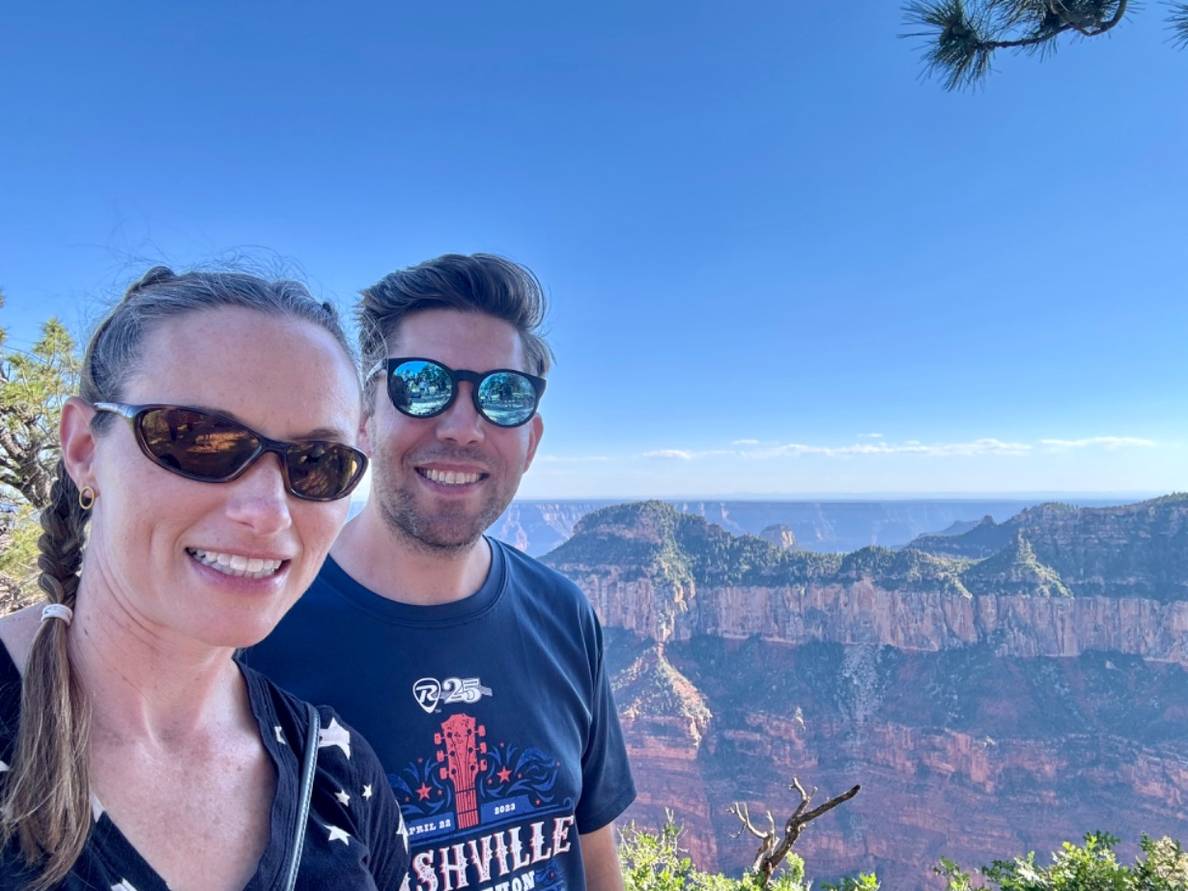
left=412, top=676, right=493, bottom=714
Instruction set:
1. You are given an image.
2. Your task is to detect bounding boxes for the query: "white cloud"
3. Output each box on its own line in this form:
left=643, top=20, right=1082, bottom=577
left=920, top=438, right=1033, bottom=457
left=635, top=434, right=1157, bottom=464
left=1039, top=436, right=1156, bottom=451
left=743, top=437, right=1031, bottom=459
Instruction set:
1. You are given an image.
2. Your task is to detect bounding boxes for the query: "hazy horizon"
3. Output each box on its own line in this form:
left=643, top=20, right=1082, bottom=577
left=348, top=482, right=1165, bottom=506
left=499, top=491, right=1162, bottom=502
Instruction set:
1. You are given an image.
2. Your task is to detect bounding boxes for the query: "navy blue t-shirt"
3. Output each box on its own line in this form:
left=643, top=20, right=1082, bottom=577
left=247, top=538, right=635, bottom=891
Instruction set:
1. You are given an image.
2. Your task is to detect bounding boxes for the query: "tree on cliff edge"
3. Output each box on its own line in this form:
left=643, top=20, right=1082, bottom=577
left=905, top=1, right=1188, bottom=90
left=0, top=298, right=79, bottom=602
left=0, top=297, right=79, bottom=507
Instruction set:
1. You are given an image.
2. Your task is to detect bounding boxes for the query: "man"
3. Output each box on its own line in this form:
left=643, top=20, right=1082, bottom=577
left=249, top=254, right=635, bottom=891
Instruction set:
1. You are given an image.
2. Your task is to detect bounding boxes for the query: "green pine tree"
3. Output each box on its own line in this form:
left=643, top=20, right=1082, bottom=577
left=0, top=295, right=80, bottom=603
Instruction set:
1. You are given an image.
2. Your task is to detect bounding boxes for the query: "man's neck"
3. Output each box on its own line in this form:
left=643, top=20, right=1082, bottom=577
left=331, top=502, right=493, bottom=606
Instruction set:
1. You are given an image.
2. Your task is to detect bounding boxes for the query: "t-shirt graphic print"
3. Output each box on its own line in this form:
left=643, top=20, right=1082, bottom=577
left=392, top=708, right=579, bottom=890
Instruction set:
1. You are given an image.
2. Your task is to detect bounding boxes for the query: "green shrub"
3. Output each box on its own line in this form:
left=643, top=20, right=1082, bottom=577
left=935, top=833, right=1188, bottom=890
left=820, top=875, right=880, bottom=891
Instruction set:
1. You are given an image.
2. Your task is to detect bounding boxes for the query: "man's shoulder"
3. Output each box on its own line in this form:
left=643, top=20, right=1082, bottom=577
left=257, top=560, right=351, bottom=635
left=492, top=538, right=590, bottom=608
left=237, top=656, right=326, bottom=743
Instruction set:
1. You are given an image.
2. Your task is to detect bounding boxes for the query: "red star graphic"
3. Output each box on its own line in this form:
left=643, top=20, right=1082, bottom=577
left=497, top=766, right=512, bottom=783
left=417, top=783, right=431, bottom=801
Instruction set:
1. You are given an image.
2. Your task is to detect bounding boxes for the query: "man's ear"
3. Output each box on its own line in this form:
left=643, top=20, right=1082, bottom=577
left=523, top=413, right=544, bottom=472
left=59, top=397, right=99, bottom=491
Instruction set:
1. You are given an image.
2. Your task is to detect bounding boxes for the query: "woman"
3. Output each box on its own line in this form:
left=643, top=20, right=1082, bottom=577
left=0, top=267, right=408, bottom=890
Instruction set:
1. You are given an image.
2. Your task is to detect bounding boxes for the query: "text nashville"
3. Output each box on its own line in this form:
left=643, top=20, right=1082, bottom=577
left=398, top=815, right=576, bottom=891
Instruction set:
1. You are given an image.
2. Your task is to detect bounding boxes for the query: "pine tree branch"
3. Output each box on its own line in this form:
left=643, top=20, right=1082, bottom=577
left=1171, top=3, right=1188, bottom=49
left=904, top=0, right=1131, bottom=89
left=1049, top=0, right=1127, bottom=36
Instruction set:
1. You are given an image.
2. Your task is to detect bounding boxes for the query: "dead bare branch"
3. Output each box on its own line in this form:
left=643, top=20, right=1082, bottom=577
left=729, top=776, right=862, bottom=886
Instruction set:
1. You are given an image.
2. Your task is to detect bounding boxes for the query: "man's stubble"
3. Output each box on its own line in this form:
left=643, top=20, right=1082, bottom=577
left=372, top=444, right=515, bottom=555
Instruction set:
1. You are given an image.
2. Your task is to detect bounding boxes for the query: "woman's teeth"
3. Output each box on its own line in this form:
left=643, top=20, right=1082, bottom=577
left=422, top=468, right=481, bottom=485
left=188, top=548, right=283, bottom=579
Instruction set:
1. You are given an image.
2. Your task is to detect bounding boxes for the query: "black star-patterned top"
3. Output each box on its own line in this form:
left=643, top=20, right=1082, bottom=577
left=0, top=642, right=409, bottom=891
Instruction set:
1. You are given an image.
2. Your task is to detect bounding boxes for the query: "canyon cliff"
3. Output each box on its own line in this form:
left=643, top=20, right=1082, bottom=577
left=542, top=497, right=1188, bottom=888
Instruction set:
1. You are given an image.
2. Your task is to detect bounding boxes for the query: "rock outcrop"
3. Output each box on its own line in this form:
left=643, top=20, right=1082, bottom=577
left=759, top=523, right=797, bottom=550
left=960, top=531, right=1071, bottom=599
left=907, top=494, right=1188, bottom=602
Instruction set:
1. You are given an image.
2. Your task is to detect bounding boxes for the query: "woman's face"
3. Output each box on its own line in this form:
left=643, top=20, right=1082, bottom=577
left=74, top=306, right=362, bottom=650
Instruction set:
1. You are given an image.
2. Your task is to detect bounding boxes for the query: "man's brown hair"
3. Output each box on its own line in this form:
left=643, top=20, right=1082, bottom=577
left=358, top=253, right=553, bottom=408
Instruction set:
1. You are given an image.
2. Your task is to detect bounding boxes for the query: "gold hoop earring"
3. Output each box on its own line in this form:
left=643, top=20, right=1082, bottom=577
left=78, top=486, right=96, bottom=511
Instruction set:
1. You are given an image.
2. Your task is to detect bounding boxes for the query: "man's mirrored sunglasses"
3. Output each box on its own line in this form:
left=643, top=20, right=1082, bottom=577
left=93, top=402, right=369, bottom=502
left=368, top=358, right=546, bottom=428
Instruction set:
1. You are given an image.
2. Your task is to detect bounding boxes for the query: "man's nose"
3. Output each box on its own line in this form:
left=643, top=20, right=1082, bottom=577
left=434, top=383, right=485, bottom=446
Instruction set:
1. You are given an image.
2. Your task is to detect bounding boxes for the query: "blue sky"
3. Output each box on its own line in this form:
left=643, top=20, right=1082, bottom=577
left=2, top=2, right=1184, bottom=498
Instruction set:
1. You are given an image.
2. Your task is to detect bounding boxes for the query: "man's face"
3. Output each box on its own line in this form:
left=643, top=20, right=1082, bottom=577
left=364, top=308, right=544, bottom=552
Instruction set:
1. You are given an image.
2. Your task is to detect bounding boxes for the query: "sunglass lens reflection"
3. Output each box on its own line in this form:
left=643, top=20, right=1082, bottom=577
left=139, top=408, right=260, bottom=480
left=391, top=360, right=454, bottom=417
left=477, top=372, right=537, bottom=426
left=285, top=443, right=365, bottom=500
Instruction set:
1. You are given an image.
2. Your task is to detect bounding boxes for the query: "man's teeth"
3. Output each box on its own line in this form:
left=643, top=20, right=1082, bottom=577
left=422, top=468, right=481, bottom=486
left=188, top=549, right=283, bottom=579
